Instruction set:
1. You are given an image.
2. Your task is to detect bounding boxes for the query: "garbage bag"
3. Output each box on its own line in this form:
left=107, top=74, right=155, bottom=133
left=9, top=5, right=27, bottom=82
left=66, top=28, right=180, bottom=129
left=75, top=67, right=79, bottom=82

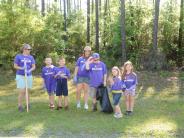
left=96, top=85, right=113, bottom=113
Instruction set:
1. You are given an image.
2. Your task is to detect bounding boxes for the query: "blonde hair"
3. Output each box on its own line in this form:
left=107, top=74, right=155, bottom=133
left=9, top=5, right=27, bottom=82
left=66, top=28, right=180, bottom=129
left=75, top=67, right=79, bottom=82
left=112, top=66, right=121, bottom=78
left=122, top=61, right=134, bottom=80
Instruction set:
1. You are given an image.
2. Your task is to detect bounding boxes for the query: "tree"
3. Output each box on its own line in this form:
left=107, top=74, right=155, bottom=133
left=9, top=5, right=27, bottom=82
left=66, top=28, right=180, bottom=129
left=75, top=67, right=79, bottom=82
left=120, top=0, right=126, bottom=63
left=95, top=0, right=99, bottom=52
left=41, top=0, right=45, bottom=16
left=153, top=0, right=160, bottom=51
left=87, top=0, right=90, bottom=43
left=178, top=0, right=184, bottom=67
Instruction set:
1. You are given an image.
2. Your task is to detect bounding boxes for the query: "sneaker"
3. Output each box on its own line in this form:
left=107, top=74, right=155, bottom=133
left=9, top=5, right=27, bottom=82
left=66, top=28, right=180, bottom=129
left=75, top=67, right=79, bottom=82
left=64, top=106, right=69, bottom=110
left=84, top=104, right=88, bottom=110
left=18, top=106, right=23, bottom=112
left=50, top=104, right=55, bottom=109
left=77, top=103, right=81, bottom=108
left=56, top=106, right=62, bottom=110
left=92, top=103, right=97, bottom=111
left=124, top=111, right=129, bottom=115
left=114, top=113, right=123, bottom=118
left=128, top=111, right=133, bottom=116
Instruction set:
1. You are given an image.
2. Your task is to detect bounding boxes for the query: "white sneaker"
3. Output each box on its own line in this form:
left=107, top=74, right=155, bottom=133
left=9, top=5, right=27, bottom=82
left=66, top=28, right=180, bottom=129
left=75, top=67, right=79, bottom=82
left=84, top=104, right=88, bottom=110
left=114, top=113, right=123, bottom=118
left=77, top=103, right=81, bottom=108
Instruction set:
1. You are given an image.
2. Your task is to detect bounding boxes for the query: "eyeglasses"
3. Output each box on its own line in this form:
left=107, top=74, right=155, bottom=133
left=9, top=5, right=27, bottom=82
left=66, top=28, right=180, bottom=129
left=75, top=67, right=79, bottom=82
left=26, top=49, right=32, bottom=51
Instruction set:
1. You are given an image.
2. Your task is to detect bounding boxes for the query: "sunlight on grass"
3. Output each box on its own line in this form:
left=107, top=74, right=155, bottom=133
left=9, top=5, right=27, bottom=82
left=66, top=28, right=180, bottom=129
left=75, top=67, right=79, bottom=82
left=24, top=123, right=44, bottom=137
left=137, top=118, right=177, bottom=135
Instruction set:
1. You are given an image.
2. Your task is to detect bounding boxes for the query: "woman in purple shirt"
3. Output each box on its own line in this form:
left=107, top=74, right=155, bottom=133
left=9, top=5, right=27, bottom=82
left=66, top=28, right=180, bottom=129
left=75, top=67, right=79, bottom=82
left=73, top=46, right=91, bottom=110
left=14, top=44, right=36, bottom=112
left=122, top=61, right=138, bottom=116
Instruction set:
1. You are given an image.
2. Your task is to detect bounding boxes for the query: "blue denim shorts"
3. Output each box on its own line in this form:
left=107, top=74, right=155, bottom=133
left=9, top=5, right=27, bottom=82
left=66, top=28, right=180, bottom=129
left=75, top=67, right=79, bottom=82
left=77, top=77, right=89, bottom=84
left=112, top=93, right=122, bottom=106
left=15, top=75, right=33, bottom=89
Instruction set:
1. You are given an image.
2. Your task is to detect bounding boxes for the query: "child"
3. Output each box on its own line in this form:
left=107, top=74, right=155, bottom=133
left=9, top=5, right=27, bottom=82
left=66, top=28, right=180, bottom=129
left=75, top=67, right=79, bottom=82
left=86, top=53, right=107, bottom=111
left=108, top=66, right=123, bottom=118
left=55, top=57, right=70, bottom=110
left=41, top=57, right=56, bottom=109
left=122, top=61, right=138, bottom=116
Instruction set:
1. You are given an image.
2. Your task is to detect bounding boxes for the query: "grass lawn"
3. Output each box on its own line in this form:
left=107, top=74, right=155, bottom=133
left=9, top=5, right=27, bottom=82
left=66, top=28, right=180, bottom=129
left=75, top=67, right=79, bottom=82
left=0, top=71, right=184, bottom=137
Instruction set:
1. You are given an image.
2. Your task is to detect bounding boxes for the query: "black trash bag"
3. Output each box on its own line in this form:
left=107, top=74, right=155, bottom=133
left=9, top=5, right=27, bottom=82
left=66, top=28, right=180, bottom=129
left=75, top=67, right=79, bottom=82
left=96, top=85, right=113, bottom=113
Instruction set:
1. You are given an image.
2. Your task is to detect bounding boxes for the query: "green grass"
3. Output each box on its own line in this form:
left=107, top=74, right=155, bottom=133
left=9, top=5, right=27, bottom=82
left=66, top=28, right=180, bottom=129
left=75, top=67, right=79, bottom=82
left=0, top=71, right=184, bottom=137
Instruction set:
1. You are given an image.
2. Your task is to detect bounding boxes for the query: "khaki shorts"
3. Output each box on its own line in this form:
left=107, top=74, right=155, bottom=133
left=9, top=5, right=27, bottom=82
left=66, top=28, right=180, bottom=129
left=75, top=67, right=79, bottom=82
left=89, top=87, right=98, bottom=98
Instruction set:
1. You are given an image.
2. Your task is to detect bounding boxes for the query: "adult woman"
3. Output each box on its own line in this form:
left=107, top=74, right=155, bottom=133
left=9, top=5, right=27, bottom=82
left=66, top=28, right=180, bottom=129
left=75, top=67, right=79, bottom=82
left=73, top=46, right=91, bottom=109
left=14, top=44, right=36, bottom=112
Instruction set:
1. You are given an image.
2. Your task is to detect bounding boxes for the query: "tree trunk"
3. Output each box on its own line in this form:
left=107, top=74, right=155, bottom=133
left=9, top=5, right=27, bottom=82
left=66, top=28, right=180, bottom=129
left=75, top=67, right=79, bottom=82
left=95, top=0, right=99, bottom=52
left=41, top=0, right=45, bottom=16
left=64, top=0, right=67, bottom=32
left=178, top=0, right=184, bottom=67
left=120, top=0, right=126, bottom=63
left=103, top=0, right=108, bottom=48
left=87, top=0, right=90, bottom=43
left=153, top=0, right=160, bottom=51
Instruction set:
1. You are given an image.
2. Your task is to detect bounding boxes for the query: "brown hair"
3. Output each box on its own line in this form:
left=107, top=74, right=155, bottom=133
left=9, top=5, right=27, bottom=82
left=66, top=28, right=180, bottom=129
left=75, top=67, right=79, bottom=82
left=121, top=61, right=134, bottom=80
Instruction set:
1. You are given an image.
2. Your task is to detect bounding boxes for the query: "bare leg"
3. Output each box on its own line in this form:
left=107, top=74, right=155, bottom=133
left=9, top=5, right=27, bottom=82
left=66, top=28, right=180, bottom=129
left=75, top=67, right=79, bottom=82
left=83, top=83, right=89, bottom=105
left=58, top=96, right=62, bottom=107
left=125, top=95, right=129, bottom=111
left=130, top=96, right=135, bottom=112
left=18, top=89, right=25, bottom=107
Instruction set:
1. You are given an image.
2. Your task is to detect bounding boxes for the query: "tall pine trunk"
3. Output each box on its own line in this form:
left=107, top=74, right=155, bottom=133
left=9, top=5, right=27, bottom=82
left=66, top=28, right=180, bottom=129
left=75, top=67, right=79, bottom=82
left=178, top=0, right=184, bottom=67
left=120, top=0, right=126, bottom=63
left=41, top=0, right=45, bottom=16
left=64, top=0, right=67, bottom=32
left=87, top=0, right=90, bottom=43
left=153, top=0, right=160, bottom=51
left=95, top=0, right=99, bottom=52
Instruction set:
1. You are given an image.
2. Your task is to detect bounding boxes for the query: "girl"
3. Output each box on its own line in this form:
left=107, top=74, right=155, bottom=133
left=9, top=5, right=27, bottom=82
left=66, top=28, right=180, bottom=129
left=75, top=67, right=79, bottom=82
left=55, top=57, right=70, bottom=110
left=122, top=61, right=138, bottom=116
left=41, top=57, right=56, bottom=109
left=108, top=66, right=123, bottom=118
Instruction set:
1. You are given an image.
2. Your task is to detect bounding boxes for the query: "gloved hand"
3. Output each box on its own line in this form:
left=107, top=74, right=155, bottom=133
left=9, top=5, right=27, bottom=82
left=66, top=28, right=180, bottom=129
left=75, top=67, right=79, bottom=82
left=73, top=76, right=78, bottom=84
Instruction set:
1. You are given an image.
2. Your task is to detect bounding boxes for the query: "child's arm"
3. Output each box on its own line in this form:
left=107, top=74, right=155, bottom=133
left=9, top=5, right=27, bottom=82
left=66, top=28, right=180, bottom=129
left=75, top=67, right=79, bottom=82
left=86, top=57, right=94, bottom=70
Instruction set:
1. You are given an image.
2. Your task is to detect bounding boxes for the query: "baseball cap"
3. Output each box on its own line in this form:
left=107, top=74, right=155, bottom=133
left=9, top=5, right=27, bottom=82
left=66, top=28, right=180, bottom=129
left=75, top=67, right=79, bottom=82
left=92, top=53, right=100, bottom=59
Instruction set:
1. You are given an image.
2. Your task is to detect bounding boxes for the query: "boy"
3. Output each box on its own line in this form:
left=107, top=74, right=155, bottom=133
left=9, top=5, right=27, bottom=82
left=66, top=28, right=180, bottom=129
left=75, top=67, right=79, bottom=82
left=86, top=53, right=107, bottom=111
left=55, top=57, right=70, bottom=110
left=41, top=57, right=56, bottom=109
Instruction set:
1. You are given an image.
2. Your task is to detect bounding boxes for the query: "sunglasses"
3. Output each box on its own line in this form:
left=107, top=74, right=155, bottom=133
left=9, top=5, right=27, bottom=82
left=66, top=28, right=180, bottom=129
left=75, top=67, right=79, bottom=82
left=26, top=49, right=32, bottom=51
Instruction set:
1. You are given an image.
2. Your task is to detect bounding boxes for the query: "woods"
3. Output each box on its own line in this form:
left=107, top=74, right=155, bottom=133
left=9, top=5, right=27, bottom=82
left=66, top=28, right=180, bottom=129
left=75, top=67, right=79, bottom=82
left=0, top=0, right=183, bottom=70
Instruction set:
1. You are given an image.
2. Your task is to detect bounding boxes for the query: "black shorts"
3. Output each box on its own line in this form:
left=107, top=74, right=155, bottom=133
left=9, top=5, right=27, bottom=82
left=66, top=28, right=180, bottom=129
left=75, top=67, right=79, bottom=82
left=56, top=79, right=68, bottom=96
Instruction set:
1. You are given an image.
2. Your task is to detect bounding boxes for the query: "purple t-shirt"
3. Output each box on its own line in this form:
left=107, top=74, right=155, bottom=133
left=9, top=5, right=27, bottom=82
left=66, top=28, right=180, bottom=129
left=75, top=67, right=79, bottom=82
left=124, top=72, right=137, bottom=91
left=41, top=65, right=57, bottom=92
left=14, top=54, right=35, bottom=76
left=55, top=66, right=70, bottom=81
left=111, top=77, right=122, bottom=91
left=88, top=61, right=107, bottom=88
left=76, top=56, right=89, bottom=78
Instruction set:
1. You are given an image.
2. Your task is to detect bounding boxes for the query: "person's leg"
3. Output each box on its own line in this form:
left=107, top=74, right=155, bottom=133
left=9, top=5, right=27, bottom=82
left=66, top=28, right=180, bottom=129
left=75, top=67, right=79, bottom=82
left=76, top=83, right=83, bottom=107
left=18, top=89, right=25, bottom=107
left=125, top=95, right=129, bottom=112
left=83, top=83, right=89, bottom=109
left=58, top=96, right=62, bottom=107
left=130, top=96, right=135, bottom=112
left=64, top=96, right=68, bottom=110
left=92, top=88, right=97, bottom=111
